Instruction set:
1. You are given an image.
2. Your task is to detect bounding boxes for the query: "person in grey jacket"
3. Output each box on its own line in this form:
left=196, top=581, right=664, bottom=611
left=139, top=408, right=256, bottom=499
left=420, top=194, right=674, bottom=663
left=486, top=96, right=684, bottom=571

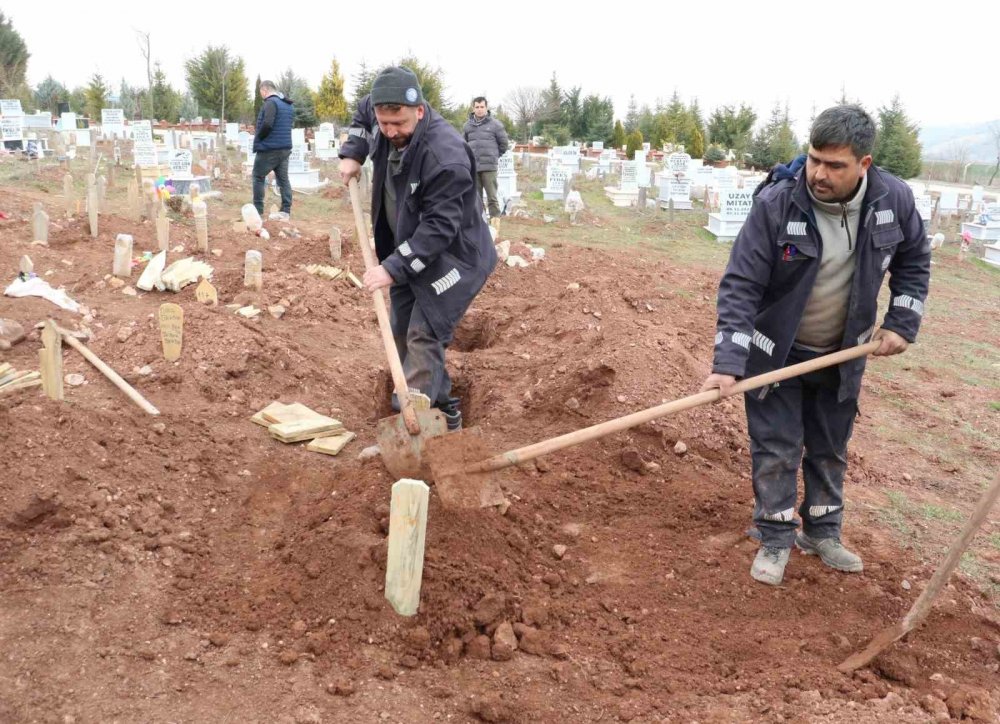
left=462, top=97, right=509, bottom=219
left=701, top=104, right=930, bottom=586
left=338, top=67, right=497, bottom=431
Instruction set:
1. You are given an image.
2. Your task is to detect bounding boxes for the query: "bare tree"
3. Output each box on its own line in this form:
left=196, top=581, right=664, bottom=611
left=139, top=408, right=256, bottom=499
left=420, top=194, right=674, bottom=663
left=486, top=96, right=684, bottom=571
left=135, top=30, right=152, bottom=116
left=988, top=121, right=1000, bottom=186
left=504, top=86, right=544, bottom=142
left=946, top=141, right=971, bottom=183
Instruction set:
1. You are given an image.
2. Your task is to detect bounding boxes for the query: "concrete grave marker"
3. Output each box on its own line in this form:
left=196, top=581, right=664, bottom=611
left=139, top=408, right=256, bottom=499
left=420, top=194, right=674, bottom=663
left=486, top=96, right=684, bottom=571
left=244, top=250, right=262, bottom=290
left=19, top=255, right=32, bottom=275
left=191, top=184, right=209, bottom=252
left=63, top=173, right=74, bottom=217
left=158, top=303, right=183, bottom=362
left=32, top=203, right=48, bottom=245
left=169, top=149, right=193, bottom=178
left=113, top=234, right=133, bottom=277
left=195, top=278, right=218, bottom=306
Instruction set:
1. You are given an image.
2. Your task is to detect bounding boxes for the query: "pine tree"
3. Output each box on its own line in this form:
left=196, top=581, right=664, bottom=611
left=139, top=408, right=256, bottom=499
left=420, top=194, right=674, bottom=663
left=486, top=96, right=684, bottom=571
left=872, top=95, right=921, bottom=179
left=83, top=73, right=108, bottom=120
left=611, top=120, right=626, bottom=150
left=315, top=58, right=348, bottom=123
left=0, top=11, right=29, bottom=96
left=624, top=94, right=639, bottom=133
left=625, top=130, right=643, bottom=160
left=253, top=75, right=262, bottom=120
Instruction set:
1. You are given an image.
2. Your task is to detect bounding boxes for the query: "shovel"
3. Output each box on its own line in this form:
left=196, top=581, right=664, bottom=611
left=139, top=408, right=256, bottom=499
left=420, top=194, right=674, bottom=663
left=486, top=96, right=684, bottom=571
left=347, top=177, right=447, bottom=479
left=429, top=340, right=882, bottom=509
left=838, top=470, right=1000, bottom=672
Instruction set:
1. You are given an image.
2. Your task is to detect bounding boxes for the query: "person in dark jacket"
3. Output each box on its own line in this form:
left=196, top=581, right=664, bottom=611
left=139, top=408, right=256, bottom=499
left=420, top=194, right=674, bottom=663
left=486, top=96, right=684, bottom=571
left=338, top=67, right=498, bottom=430
left=462, top=97, right=509, bottom=219
left=252, top=80, right=294, bottom=219
left=701, top=104, right=930, bottom=586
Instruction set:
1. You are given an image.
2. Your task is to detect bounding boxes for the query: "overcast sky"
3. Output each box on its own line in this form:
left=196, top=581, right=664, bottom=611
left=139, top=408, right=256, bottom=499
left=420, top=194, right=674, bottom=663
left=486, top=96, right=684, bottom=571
left=8, top=0, right=999, bottom=137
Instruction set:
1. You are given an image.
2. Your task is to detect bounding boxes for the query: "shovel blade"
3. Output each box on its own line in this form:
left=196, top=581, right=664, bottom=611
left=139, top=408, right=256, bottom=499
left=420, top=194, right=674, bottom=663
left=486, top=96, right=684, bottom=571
left=426, top=427, right=508, bottom=509
left=376, top=409, right=448, bottom=480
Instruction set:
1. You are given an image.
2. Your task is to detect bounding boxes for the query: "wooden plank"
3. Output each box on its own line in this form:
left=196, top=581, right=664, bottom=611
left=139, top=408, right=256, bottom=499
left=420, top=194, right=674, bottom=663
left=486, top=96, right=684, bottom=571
left=0, top=377, right=42, bottom=396
left=261, top=402, right=328, bottom=425
left=269, top=418, right=345, bottom=443
left=306, top=431, right=356, bottom=456
left=251, top=401, right=290, bottom=427
left=0, top=369, right=38, bottom=388
left=159, top=303, right=183, bottom=361
left=39, top=321, right=63, bottom=401
left=384, top=478, right=430, bottom=616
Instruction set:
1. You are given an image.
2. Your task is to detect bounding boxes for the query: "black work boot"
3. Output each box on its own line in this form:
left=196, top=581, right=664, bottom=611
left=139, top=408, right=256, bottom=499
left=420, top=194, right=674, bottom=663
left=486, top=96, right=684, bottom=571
left=436, top=397, right=462, bottom=432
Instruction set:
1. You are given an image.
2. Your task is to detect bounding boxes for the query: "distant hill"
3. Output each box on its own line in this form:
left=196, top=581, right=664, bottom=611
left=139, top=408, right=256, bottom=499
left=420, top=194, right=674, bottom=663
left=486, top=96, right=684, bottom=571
left=919, top=120, right=998, bottom=162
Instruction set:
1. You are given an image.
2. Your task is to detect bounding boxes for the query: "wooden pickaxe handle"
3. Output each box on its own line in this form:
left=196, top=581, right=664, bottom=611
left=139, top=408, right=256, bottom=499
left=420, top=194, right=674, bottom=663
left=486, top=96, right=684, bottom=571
left=467, top=340, right=882, bottom=474
left=347, top=177, right=420, bottom=435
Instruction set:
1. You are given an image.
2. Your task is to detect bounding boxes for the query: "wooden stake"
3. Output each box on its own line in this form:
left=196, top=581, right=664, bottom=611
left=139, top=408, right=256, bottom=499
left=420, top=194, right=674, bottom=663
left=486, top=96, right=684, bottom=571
left=156, top=210, right=170, bottom=252
left=39, top=321, right=63, bottom=401
left=329, top=226, right=342, bottom=261
left=384, top=478, right=430, bottom=616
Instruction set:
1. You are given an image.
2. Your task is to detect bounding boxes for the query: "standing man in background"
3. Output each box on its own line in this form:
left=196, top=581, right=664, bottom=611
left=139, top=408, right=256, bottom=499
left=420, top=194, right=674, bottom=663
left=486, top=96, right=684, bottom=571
left=252, top=80, right=294, bottom=221
left=463, top=96, right=509, bottom=220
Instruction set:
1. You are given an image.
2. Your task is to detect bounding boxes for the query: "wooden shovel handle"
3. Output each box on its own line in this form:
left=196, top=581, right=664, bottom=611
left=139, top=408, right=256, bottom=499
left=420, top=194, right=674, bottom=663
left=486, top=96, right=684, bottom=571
left=347, top=177, right=420, bottom=435
left=470, top=340, right=882, bottom=474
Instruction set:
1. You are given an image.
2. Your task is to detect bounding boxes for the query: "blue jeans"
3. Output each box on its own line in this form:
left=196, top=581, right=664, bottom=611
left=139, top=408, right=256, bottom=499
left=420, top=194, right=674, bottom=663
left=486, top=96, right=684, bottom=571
left=252, top=149, right=292, bottom=214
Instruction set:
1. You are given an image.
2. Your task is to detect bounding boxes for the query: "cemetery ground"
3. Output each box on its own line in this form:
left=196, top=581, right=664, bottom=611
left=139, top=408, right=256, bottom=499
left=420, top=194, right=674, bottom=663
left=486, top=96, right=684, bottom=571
left=0, top=152, right=998, bottom=724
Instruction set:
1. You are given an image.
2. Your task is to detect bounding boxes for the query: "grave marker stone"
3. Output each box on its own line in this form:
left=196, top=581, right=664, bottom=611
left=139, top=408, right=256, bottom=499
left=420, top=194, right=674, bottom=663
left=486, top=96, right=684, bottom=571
left=33, top=203, right=48, bottom=245
left=101, top=108, right=125, bottom=139
left=63, top=173, right=74, bottom=217
left=192, top=184, right=208, bottom=253
left=244, top=250, right=262, bottom=290
left=113, top=234, right=133, bottom=277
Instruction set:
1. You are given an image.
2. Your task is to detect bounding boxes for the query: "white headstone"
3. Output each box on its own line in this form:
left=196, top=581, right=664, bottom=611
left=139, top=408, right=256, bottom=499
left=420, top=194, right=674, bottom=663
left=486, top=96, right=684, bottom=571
left=132, top=120, right=153, bottom=144
left=23, top=112, right=52, bottom=130
left=668, top=153, right=692, bottom=176
left=134, top=143, right=158, bottom=168
left=225, top=122, right=239, bottom=142
left=288, top=145, right=308, bottom=173
left=0, top=99, right=24, bottom=116
left=1, top=115, right=23, bottom=142
left=59, top=112, right=77, bottom=132
left=939, top=190, right=960, bottom=212
left=546, top=162, right=568, bottom=193
left=720, top=189, right=754, bottom=221
left=101, top=109, right=125, bottom=139
left=168, top=149, right=193, bottom=178
left=620, top=161, right=639, bottom=192
left=972, top=185, right=984, bottom=205
left=592, top=141, right=604, bottom=151
left=291, top=128, right=306, bottom=147
left=238, top=131, right=252, bottom=155
left=75, top=129, right=91, bottom=147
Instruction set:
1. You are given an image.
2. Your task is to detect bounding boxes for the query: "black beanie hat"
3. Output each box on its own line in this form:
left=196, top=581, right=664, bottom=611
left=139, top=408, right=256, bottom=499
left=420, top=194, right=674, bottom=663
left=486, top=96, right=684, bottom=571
left=370, top=66, right=424, bottom=107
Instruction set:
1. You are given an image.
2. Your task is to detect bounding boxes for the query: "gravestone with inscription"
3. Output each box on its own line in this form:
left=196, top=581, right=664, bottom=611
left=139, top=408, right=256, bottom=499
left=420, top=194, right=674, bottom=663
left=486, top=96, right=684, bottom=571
left=542, top=162, right=568, bottom=201
left=605, top=160, right=640, bottom=207
left=706, top=188, right=755, bottom=241
left=496, top=151, right=520, bottom=211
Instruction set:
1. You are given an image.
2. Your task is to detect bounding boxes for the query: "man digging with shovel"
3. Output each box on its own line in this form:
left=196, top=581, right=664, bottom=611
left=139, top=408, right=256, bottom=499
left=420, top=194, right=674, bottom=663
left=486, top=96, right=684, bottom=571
left=702, top=104, right=931, bottom=586
left=339, top=66, right=497, bottom=432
